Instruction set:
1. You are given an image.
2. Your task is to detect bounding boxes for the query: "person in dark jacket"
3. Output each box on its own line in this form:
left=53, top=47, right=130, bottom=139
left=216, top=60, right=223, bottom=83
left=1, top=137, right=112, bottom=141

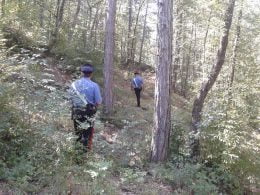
left=131, top=70, right=144, bottom=107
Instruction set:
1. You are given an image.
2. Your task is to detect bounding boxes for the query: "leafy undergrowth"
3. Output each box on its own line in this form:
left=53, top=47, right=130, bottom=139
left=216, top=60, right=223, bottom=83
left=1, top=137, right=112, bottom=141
left=1, top=31, right=259, bottom=194
left=0, top=32, right=177, bottom=194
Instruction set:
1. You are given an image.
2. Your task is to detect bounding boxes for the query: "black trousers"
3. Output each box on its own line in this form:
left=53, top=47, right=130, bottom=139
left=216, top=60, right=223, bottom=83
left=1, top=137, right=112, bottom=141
left=134, top=88, right=142, bottom=107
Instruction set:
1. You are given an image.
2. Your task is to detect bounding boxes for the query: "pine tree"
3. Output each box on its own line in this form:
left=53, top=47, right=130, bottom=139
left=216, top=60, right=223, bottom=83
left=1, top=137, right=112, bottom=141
left=151, top=0, right=173, bottom=162
left=103, top=0, right=117, bottom=114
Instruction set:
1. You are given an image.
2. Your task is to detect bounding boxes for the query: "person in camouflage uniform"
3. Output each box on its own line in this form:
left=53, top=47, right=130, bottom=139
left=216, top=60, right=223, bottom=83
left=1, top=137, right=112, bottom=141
left=69, top=64, right=102, bottom=150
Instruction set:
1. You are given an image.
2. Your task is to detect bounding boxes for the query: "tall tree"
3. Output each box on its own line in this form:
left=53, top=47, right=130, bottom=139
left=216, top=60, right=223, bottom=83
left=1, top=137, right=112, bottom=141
left=103, top=0, right=117, bottom=114
left=203, top=10, right=213, bottom=64
left=181, top=23, right=194, bottom=97
left=138, top=2, right=148, bottom=66
left=190, top=0, right=236, bottom=159
left=172, top=1, right=183, bottom=93
left=229, top=8, right=242, bottom=89
left=49, top=0, right=67, bottom=49
left=151, top=0, right=173, bottom=162
left=126, top=0, right=133, bottom=64
left=226, top=6, right=242, bottom=118
left=130, top=0, right=145, bottom=64
left=1, top=0, right=5, bottom=17
left=68, top=0, right=81, bottom=42
left=39, top=0, right=45, bottom=28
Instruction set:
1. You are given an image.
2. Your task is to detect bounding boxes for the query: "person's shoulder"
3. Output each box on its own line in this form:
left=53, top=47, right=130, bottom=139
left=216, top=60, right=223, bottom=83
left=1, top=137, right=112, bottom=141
left=74, top=77, right=84, bottom=83
left=72, top=79, right=79, bottom=85
left=90, top=80, right=100, bottom=88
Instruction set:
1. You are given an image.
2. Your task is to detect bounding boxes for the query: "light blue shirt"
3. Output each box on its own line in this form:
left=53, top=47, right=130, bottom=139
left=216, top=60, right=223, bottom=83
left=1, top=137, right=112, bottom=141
left=132, top=75, right=143, bottom=89
left=70, top=77, right=102, bottom=106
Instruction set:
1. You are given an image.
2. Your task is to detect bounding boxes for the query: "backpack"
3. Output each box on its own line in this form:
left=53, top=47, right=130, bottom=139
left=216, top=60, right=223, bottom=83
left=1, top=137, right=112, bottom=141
left=71, top=82, right=97, bottom=119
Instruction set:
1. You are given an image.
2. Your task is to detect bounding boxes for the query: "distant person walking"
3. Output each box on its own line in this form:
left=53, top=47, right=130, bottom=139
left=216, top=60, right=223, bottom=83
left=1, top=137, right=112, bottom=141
left=69, top=64, right=102, bottom=151
left=131, top=70, right=144, bottom=107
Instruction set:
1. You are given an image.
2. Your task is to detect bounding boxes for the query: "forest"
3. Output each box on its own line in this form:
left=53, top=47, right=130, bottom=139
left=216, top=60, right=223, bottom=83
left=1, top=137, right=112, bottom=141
left=0, top=0, right=259, bottom=194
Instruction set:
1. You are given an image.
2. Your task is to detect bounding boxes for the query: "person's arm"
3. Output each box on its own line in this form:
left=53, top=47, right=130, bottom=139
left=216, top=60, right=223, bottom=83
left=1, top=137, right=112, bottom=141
left=94, top=84, right=102, bottom=106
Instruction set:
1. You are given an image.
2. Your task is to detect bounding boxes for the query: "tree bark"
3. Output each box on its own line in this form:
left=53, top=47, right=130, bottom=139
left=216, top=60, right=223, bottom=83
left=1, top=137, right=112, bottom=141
left=203, top=10, right=212, bottom=64
left=172, top=3, right=183, bottom=93
left=130, top=0, right=145, bottom=65
left=226, top=7, right=242, bottom=118
left=126, top=0, right=133, bottom=64
left=92, top=7, right=102, bottom=49
left=49, top=0, right=67, bottom=49
left=68, top=0, right=81, bottom=42
left=190, top=0, right=236, bottom=159
left=151, top=0, right=173, bottom=162
left=229, top=8, right=242, bottom=89
left=181, top=24, right=193, bottom=98
left=1, top=0, right=5, bottom=17
left=103, top=0, right=117, bottom=114
left=89, top=7, right=100, bottom=41
left=192, top=22, right=197, bottom=81
left=39, top=0, right=45, bottom=28
left=138, top=2, right=148, bottom=66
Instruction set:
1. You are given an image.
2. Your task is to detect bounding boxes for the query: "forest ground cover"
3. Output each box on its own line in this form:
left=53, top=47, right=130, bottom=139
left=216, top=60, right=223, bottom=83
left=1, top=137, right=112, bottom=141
left=0, top=28, right=259, bottom=194
left=0, top=29, right=177, bottom=194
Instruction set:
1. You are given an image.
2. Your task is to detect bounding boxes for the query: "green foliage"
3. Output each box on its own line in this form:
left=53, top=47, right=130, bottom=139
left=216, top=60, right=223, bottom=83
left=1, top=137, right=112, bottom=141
left=0, top=0, right=259, bottom=193
left=154, top=161, right=242, bottom=194
left=170, top=123, right=187, bottom=157
left=0, top=81, right=117, bottom=193
left=3, top=27, right=37, bottom=51
left=0, top=39, right=115, bottom=193
left=0, top=86, right=40, bottom=191
left=120, top=168, right=146, bottom=184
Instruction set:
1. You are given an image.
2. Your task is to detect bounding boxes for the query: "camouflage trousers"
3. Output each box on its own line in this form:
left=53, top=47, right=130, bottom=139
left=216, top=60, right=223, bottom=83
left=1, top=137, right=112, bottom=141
left=72, top=108, right=96, bottom=150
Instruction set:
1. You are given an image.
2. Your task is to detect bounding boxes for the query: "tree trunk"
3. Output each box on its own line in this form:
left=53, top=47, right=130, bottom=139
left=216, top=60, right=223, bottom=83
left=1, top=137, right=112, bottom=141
left=229, top=8, right=242, bottom=89
left=226, top=7, right=242, bottom=118
left=103, top=0, right=117, bottom=114
left=151, top=0, right=173, bottom=162
left=82, top=4, right=90, bottom=49
left=130, top=0, right=145, bottom=65
left=190, top=0, right=236, bottom=159
left=93, top=7, right=102, bottom=49
left=172, top=4, right=183, bottom=93
left=89, top=7, right=100, bottom=41
left=85, top=7, right=92, bottom=50
left=39, top=0, right=45, bottom=28
left=120, top=28, right=125, bottom=63
left=1, top=0, right=5, bottom=17
left=192, top=22, right=197, bottom=81
left=181, top=24, right=193, bottom=98
left=139, top=2, right=148, bottom=66
left=49, top=0, right=67, bottom=49
left=68, top=0, right=81, bottom=42
left=203, top=10, right=212, bottom=64
left=126, top=0, right=133, bottom=64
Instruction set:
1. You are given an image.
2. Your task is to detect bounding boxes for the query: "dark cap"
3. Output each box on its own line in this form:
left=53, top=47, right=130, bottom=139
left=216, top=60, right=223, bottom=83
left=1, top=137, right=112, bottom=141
left=134, top=70, right=139, bottom=74
left=81, top=64, right=94, bottom=73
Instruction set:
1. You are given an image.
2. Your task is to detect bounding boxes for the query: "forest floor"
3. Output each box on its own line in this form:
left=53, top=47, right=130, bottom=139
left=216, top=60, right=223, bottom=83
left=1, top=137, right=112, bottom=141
left=0, top=32, right=191, bottom=194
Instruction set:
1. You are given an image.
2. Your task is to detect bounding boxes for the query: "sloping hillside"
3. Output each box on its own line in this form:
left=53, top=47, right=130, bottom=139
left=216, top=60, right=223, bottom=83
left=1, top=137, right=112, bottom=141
left=0, top=31, right=191, bottom=194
